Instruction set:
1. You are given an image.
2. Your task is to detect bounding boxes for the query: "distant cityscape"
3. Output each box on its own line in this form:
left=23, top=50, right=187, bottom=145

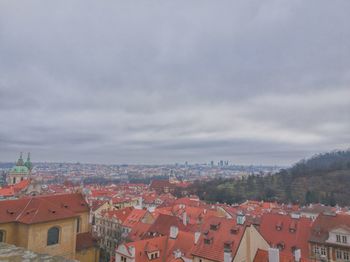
left=0, top=152, right=350, bottom=262
left=0, top=159, right=283, bottom=188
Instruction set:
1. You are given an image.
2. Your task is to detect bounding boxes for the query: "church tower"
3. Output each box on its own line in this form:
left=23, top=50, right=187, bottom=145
left=7, top=152, right=31, bottom=185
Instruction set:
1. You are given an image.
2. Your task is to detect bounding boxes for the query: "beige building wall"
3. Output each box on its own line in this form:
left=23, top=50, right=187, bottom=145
left=0, top=222, right=17, bottom=245
left=77, top=211, right=90, bottom=233
left=26, top=218, right=77, bottom=259
left=233, top=225, right=269, bottom=262
left=16, top=223, right=30, bottom=247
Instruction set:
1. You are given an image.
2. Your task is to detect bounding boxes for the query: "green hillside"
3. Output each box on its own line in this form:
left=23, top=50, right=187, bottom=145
left=190, top=150, right=350, bottom=206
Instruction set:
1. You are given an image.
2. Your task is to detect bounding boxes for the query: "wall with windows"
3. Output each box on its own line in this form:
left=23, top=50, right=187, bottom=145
left=328, top=230, right=350, bottom=246
left=26, top=218, right=77, bottom=259
left=0, top=223, right=16, bottom=245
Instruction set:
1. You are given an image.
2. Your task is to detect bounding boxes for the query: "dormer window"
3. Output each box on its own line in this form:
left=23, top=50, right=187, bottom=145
left=276, top=221, right=283, bottom=231
left=289, top=222, right=297, bottom=233
left=230, top=227, right=239, bottom=234
left=148, top=251, right=160, bottom=260
left=210, top=223, right=219, bottom=231
left=276, top=242, right=285, bottom=251
left=342, top=235, right=348, bottom=244
left=204, top=237, right=213, bottom=244
left=224, top=242, right=232, bottom=252
left=336, top=234, right=341, bottom=243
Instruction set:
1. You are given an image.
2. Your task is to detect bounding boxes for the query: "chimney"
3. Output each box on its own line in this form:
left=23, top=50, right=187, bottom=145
left=170, top=226, right=179, bottom=239
left=236, top=212, right=246, bottom=225
left=224, top=251, right=232, bottom=262
left=294, top=249, right=301, bottom=262
left=268, top=248, right=279, bottom=262
left=183, top=212, right=187, bottom=226
left=194, top=232, right=201, bottom=244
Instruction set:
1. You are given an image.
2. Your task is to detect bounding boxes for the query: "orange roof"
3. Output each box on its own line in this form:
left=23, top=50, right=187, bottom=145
left=146, top=214, right=186, bottom=237
left=259, top=213, right=312, bottom=259
left=117, top=236, right=168, bottom=262
left=0, top=187, right=15, bottom=197
left=128, top=222, right=152, bottom=241
left=253, top=249, right=313, bottom=262
left=310, top=213, right=350, bottom=244
left=0, top=179, right=30, bottom=197
left=0, top=193, right=88, bottom=224
left=123, top=209, right=148, bottom=228
left=102, top=207, right=134, bottom=222
left=191, top=216, right=246, bottom=261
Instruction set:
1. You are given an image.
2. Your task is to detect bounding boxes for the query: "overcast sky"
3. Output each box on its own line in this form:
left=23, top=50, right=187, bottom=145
left=0, top=0, right=349, bottom=165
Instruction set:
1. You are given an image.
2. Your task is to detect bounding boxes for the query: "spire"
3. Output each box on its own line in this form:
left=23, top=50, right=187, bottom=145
left=24, top=152, right=33, bottom=171
left=16, top=152, right=24, bottom=166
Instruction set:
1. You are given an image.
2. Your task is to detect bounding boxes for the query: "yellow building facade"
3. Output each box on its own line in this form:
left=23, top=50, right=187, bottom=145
left=0, top=193, right=99, bottom=261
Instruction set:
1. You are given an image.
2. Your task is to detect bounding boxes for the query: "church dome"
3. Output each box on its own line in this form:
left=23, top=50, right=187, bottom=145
left=11, top=165, right=29, bottom=174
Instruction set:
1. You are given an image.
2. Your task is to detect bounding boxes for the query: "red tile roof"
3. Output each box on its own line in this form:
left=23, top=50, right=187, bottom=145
left=0, top=179, right=30, bottom=197
left=146, top=214, right=186, bottom=237
left=259, top=213, right=312, bottom=259
left=117, top=236, right=168, bottom=262
left=253, top=249, right=312, bottom=262
left=123, top=209, right=148, bottom=228
left=191, top=217, right=246, bottom=262
left=309, top=213, right=350, bottom=244
left=0, top=193, right=88, bottom=224
left=127, top=222, right=152, bottom=241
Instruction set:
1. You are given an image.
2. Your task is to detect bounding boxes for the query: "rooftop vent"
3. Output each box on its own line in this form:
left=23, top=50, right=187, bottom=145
left=276, top=221, right=283, bottom=231
left=7, top=209, right=15, bottom=215
left=230, top=226, right=239, bottom=234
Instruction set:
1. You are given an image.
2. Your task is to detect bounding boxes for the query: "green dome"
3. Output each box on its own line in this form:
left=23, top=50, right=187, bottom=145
left=11, top=165, right=29, bottom=174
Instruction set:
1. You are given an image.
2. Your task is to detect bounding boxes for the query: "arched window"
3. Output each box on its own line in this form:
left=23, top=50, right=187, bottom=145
left=0, top=230, right=5, bottom=242
left=47, top=227, right=60, bottom=245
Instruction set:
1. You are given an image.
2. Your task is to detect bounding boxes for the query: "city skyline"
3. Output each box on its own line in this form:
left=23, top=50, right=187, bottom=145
left=1, top=1, right=350, bottom=165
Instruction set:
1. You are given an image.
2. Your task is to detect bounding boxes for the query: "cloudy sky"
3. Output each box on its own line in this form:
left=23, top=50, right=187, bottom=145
left=0, top=0, right=349, bottom=165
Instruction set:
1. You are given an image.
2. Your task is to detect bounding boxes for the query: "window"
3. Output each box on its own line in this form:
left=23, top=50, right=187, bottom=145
left=77, top=218, right=80, bottom=233
left=343, top=236, right=348, bottom=244
left=13, top=177, right=16, bottom=184
left=320, top=247, right=326, bottom=256
left=314, top=246, right=320, bottom=255
left=344, top=252, right=349, bottom=261
left=121, top=256, right=127, bottom=262
left=210, top=224, right=218, bottom=230
left=204, top=238, right=212, bottom=244
left=336, top=234, right=341, bottom=243
left=336, top=250, right=342, bottom=259
left=47, top=227, right=60, bottom=245
left=0, top=230, right=5, bottom=242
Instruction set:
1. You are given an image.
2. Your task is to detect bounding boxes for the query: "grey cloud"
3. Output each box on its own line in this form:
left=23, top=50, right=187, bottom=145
left=0, top=0, right=349, bottom=165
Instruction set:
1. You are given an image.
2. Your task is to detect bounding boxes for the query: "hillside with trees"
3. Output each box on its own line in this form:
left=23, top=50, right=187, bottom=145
left=189, top=150, right=350, bottom=206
